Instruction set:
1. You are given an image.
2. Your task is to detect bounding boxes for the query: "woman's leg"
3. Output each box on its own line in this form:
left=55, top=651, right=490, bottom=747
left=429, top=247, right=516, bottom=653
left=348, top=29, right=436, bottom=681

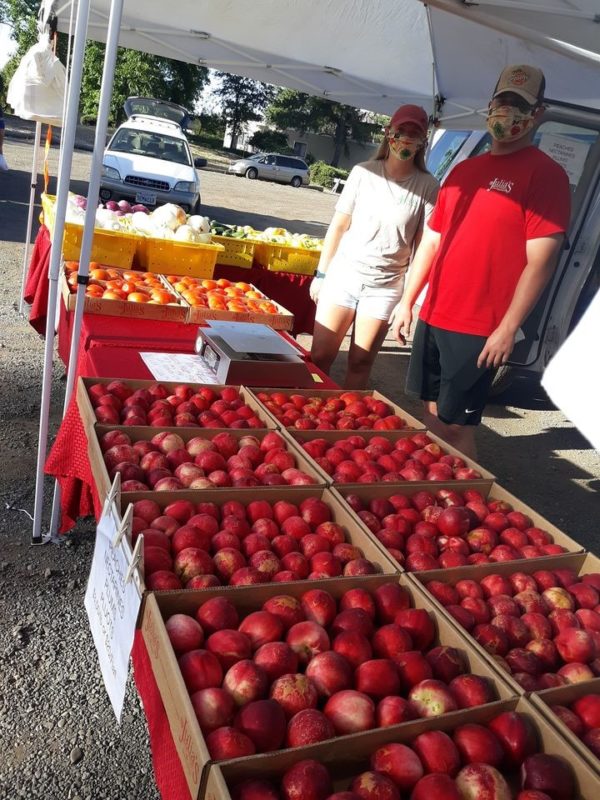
left=311, top=302, right=356, bottom=375
left=345, top=313, right=390, bottom=389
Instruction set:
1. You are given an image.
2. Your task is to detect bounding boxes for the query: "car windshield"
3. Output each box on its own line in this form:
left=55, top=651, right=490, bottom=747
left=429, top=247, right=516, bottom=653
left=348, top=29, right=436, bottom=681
left=109, top=128, right=191, bottom=166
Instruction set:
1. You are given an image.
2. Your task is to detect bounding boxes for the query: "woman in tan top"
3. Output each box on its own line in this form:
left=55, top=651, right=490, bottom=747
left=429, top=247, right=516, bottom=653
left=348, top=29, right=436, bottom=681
left=310, top=104, right=439, bottom=389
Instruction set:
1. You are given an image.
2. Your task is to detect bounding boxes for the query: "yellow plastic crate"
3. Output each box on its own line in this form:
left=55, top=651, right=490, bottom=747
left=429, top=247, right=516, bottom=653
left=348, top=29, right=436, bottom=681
left=211, top=234, right=256, bottom=269
left=253, top=241, right=321, bottom=275
left=41, top=193, right=137, bottom=270
left=136, top=236, right=225, bottom=278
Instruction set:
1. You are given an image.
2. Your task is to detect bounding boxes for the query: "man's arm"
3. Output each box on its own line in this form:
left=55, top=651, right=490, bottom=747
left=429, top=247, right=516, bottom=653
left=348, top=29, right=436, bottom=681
left=477, top=234, right=564, bottom=369
left=390, top=225, right=441, bottom=343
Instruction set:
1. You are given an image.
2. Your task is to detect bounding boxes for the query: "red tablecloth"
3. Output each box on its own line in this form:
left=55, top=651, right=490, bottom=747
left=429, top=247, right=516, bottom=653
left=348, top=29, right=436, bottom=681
left=26, top=226, right=316, bottom=336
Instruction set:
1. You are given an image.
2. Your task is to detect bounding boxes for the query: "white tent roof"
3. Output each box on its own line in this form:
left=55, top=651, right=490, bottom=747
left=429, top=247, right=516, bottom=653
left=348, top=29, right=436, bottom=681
left=50, top=0, right=600, bottom=128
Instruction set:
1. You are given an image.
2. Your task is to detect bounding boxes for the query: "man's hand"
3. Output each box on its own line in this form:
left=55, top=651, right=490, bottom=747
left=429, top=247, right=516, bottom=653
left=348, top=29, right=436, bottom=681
left=477, top=326, right=516, bottom=369
left=309, top=276, right=324, bottom=303
left=390, top=302, right=412, bottom=345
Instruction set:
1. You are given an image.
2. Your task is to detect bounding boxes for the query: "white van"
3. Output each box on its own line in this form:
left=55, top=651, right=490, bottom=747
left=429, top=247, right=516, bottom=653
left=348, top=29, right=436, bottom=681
left=426, top=103, right=600, bottom=393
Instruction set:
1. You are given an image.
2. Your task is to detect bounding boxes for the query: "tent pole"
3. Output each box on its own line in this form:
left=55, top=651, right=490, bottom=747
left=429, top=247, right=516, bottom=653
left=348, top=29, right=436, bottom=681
left=48, top=0, right=125, bottom=539
left=31, top=0, right=92, bottom=545
left=18, top=121, right=42, bottom=315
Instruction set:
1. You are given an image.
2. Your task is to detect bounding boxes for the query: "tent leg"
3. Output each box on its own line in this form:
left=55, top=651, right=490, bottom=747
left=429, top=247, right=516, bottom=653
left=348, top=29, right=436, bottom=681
left=48, top=0, right=125, bottom=540
left=19, top=121, right=42, bottom=315
left=32, top=0, right=92, bottom=545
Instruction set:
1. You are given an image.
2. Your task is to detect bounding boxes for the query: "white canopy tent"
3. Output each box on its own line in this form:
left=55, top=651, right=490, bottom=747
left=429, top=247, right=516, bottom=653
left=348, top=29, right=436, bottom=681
left=31, top=0, right=600, bottom=541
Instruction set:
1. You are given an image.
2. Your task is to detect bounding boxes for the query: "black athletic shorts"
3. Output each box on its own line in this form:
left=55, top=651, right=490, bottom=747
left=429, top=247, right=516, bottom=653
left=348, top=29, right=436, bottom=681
left=406, top=319, right=494, bottom=426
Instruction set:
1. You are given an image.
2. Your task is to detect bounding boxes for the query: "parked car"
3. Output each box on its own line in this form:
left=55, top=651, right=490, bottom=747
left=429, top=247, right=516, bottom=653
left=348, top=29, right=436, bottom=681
left=228, top=152, right=309, bottom=187
left=100, top=97, right=206, bottom=213
left=426, top=103, right=600, bottom=393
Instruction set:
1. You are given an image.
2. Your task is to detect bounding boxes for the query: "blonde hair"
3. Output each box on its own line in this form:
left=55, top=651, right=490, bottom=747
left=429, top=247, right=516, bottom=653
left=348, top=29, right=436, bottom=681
left=372, top=136, right=429, bottom=173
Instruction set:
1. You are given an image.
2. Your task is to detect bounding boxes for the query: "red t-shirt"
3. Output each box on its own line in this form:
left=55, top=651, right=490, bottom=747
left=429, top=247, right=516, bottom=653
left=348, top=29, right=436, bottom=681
left=420, top=146, right=571, bottom=336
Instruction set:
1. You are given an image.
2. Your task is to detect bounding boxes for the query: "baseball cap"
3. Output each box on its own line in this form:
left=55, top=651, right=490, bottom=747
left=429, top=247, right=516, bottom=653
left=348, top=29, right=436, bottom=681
left=492, top=64, right=545, bottom=106
left=389, top=104, right=429, bottom=135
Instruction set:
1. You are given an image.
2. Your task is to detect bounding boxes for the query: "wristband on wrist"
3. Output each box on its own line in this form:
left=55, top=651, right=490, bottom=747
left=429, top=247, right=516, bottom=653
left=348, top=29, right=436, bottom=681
left=314, top=270, right=326, bottom=279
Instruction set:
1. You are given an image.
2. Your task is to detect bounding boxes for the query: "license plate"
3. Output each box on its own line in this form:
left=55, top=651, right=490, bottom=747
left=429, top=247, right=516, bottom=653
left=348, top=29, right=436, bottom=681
left=135, top=190, right=157, bottom=205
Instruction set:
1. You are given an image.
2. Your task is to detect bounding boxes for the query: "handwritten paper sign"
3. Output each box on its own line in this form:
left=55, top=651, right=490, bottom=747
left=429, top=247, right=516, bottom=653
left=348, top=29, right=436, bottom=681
left=140, top=351, right=219, bottom=383
left=84, top=492, right=142, bottom=721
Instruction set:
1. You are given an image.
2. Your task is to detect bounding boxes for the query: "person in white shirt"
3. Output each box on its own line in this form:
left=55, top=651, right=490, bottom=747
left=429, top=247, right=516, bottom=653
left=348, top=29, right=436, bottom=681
left=310, top=104, right=438, bottom=388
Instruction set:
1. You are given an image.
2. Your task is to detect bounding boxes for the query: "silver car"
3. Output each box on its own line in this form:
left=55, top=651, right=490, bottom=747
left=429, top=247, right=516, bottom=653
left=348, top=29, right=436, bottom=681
left=228, top=153, right=309, bottom=187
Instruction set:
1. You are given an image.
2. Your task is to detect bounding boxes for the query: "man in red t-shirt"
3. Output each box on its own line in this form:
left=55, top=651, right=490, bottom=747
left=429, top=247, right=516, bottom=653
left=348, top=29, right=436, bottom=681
left=391, top=64, right=571, bottom=459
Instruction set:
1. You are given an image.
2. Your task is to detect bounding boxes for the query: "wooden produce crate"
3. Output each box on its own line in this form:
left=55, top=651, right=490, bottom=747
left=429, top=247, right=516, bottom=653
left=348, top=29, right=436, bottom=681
left=76, top=377, right=275, bottom=433
left=136, top=236, right=225, bottom=278
left=87, top=425, right=328, bottom=503
left=139, top=572, right=516, bottom=800
left=246, top=387, right=425, bottom=432
left=42, top=193, right=138, bottom=269
left=333, top=481, right=585, bottom=576
left=253, top=241, right=321, bottom=275
left=122, top=486, right=400, bottom=591
left=205, top=695, right=599, bottom=800
left=60, top=269, right=189, bottom=323
left=285, top=427, right=495, bottom=487
left=410, top=552, right=600, bottom=697
left=531, top=677, right=600, bottom=775
left=211, top=235, right=256, bottom=269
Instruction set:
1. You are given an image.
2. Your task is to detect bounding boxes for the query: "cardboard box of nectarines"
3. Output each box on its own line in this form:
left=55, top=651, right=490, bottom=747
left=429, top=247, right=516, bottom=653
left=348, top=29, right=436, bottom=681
left=171, top=279, right=295, bottom=332
left=408, top=551, right=600, bottom=698
left=331, top=480, right=584, bottom=576
left=138, top=572, right=518, bottom=800
left=531, top=676, right=600, bottom=775
left=76, top=377, right=277, bottom=433
left=245, top=387, right=426, bottom=432
left=284, top=427, right=495, bottom=486
left=60, top=267, right=189, bottom=323
left=121, top=486, right=400, bottom=594
left=88, top=424, right=331, bottom=505
left=204, top=694, right=599, bottom=800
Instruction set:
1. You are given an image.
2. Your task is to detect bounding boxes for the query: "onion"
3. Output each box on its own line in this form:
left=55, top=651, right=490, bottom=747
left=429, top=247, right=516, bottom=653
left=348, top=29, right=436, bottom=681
left=151, top=203, right=186, bottom=231
left=187, top=215, right=210, bottom=234
left=117, top=199, right=132, bottom=213
left=131, top=204, right=149, bottom=214
left=73, top=195, right=87, bottom=209
left=105, top=200, right=119, bottom=211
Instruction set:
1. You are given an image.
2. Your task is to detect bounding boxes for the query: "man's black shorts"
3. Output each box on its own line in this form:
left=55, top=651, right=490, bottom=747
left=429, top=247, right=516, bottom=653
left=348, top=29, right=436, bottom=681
left=406, top=319, right=494, bottom=426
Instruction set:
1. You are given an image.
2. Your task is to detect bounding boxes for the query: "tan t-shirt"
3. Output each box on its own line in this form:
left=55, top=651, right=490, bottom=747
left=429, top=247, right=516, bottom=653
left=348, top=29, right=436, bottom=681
left=330, top=160, right=439, bottom=287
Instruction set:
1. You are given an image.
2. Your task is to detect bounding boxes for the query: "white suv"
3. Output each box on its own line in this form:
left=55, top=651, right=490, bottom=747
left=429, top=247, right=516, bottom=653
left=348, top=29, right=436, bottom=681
left=100, top=98, right=205, bottom=213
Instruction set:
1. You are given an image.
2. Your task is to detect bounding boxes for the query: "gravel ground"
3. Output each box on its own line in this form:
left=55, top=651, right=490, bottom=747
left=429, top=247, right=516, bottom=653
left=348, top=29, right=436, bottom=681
left=0, top=133, right=598, bottom=800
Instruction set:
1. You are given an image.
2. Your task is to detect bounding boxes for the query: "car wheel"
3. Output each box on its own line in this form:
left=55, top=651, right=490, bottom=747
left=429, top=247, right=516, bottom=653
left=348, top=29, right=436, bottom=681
left=246, top=168, right=258, bottom=180
left=291, top=176, right=302, bottom=188
left=489, top=364, right=516, bottom=396
left=192, top=198, right=202, bottom=214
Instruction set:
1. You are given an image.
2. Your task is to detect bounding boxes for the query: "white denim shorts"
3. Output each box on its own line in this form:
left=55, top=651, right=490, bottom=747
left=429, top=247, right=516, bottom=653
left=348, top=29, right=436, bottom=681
left=317, top=266, right=405, bottom=322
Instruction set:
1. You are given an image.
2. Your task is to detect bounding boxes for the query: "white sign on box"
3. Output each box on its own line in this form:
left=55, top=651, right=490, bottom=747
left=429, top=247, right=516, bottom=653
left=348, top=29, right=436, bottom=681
left=84, top=486, right=142, bottom=721
left=542, top=287, right=600, bottom=450
left=140, top=351, right=220, bottom=383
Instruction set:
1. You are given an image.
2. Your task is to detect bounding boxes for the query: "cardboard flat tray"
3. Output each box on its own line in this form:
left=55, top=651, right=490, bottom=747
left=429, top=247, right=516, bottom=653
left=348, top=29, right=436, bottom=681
left=285, top=427, right=495, bottom=485
left=205, top=694, right=600, bottom=800
left=123, top=486, right=399, bottom=592
left=331, top=481, right=585, bottom=576
left=531, top=676, right=600, bottom=775
left=409, top=551, right=600, bottom=697
left=139, top=572, right=517, bottom=800
left=76, top=377, right=276, bottom=433
left=61, top=270, right=189, bottom=322
left=87, top=424, right=328, bottom=504
left=245, top=388, right=426, bottom=432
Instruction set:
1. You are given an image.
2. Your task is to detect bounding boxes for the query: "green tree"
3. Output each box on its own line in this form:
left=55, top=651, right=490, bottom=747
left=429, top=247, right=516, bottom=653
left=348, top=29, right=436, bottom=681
left=1, top=1, right=208, bottom=123
left=212, top=73, right=275, bottom=149
left=267, top=89, right=380, bottom=167
left=249, top=128, right=291, bottom=154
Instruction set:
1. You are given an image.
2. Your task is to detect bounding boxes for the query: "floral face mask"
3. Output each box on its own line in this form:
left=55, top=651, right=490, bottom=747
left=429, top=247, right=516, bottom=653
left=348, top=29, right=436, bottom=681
left=486, top=105, right=535, bottom=142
